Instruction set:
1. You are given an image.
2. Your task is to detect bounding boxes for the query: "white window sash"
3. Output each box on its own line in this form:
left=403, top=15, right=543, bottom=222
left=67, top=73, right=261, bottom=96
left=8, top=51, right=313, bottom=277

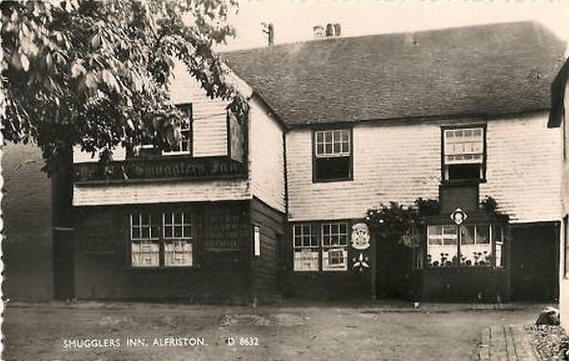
left=162, top=212, right=192, bottom=239
left=321, top=223, right=349, bottom=247
left=131, top=240, right=160, bottom=267
left=162, top=122, right=192, bottom=155
left=444, top=127, right=484, bottom=165
left=164, top=241, right=193, bottom=267
left=315, top=130, right=351, bottom=158
left=130, top=214, right=159, bottom=240
left=322, top=248, right=348, bottom=271
left=293, top=249, right=319, bottom=271
left=293, top=224, right=319, bottom=248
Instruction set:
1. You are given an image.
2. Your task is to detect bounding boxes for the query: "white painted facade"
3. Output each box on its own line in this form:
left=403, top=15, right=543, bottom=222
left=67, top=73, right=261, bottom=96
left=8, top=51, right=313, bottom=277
left=248, top=96, right=286, bottom=213
left=73, top=180, right=250, bottom=206
left=286, top=112, right=562, bottom=224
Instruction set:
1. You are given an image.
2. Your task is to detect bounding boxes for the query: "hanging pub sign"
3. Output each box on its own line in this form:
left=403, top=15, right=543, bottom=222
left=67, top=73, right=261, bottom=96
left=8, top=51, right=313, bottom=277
left=450, top=208, right=468, bottom=225
left=351, top=223, right=370, bottom=250
left=228, top=111, right=245, bottom=163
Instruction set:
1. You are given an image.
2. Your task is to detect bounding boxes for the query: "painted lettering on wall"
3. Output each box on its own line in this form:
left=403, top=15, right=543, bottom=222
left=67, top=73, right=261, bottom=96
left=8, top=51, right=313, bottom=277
left=74, top=156, right=246, bottom=183
left=205, top=206, right=241, bottom=251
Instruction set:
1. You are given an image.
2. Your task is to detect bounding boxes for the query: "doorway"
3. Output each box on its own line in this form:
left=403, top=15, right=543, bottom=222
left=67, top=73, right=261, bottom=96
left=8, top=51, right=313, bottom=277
left=509, top=223, right=559, bottom=301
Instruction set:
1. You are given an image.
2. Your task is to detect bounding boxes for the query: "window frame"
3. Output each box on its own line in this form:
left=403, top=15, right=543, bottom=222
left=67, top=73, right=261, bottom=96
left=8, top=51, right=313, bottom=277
left=128, top=210, right=194, bottom=269
left=426, top=223, right=504, bottom=268
left=292, top=221, right=350, bottom=272
left=292, top=224, right=320, bottom=272
left=312, top=128, right=354, bottom=183
left=441, top=124, right=487, bottom=183
left=162, top=103, right=193, bottom=156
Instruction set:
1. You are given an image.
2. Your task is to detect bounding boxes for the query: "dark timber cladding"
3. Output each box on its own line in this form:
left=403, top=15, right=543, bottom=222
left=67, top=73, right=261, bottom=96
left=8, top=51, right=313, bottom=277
left=73, top=201, right=253, bottom=302
left=282, top=220, right=376, bottom=300
left=73, top=198, right=286, bottom=302
left=250, top=197, right=286, bottom=303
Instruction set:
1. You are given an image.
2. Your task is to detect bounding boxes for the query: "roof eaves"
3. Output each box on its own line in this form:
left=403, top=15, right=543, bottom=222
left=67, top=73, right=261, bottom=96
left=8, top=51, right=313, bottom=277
left=284, top=108, right=552, bottom=129
left=250, top=90, right=289, bottom=131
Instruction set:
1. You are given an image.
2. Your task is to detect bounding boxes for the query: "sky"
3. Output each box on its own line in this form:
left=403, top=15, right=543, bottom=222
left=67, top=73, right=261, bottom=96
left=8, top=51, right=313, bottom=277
left=221, top=0, right=569, bottom=51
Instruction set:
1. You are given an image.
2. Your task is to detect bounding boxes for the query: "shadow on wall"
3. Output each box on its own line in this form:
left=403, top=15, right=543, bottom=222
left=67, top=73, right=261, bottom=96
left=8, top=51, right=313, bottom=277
left=2, top=142, right=53, bottom=301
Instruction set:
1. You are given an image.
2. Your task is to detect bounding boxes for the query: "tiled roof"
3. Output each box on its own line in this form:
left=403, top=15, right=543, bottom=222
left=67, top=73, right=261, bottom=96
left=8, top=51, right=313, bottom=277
left=224, top=21, right=566, bottom=126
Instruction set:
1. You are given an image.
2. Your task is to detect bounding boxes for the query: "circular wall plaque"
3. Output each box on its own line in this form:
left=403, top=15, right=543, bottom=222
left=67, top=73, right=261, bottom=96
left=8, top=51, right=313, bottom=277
left=351, top=223, right=370, bottom=250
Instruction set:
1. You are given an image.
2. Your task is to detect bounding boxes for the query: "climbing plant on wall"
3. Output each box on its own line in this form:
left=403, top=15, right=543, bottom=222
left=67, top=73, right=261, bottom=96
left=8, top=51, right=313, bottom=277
left=365, top=198, right=440, bottom=248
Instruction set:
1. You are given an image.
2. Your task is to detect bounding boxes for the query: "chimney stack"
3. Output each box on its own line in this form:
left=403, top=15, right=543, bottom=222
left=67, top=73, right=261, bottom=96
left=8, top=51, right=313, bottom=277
left=315, top=23, right=341, bottom=38
left=333, top=23, right=341, bottom=37
left=261, top=22, right=274, bottom=46
left=313, top=25, right=325, bottom=38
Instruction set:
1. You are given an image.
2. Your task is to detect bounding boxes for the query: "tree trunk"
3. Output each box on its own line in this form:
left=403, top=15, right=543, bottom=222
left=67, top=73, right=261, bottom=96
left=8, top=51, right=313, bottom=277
left=51, top=142, right=75, bottom=300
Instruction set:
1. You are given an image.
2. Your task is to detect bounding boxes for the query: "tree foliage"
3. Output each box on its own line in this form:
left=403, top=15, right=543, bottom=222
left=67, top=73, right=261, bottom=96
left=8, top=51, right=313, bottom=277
left=1, top=0, right=245, bottom=172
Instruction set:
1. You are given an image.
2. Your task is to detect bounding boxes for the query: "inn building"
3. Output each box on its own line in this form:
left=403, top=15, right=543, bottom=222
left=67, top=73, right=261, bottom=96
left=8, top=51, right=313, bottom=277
left=68, top=21, right=566, bottom=303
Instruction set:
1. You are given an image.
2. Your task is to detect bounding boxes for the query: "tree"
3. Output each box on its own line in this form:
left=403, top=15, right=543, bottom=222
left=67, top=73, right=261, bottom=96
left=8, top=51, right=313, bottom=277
left=1, top=0, right=246, bottom=168
left=0, top=0, right=245, bottom=300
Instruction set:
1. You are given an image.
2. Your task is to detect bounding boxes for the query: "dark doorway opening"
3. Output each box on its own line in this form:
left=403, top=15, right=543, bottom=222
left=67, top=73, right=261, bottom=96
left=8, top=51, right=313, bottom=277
left=509, top=222, right=559, bottom=302
left=376, top=241, right=415, bottom=300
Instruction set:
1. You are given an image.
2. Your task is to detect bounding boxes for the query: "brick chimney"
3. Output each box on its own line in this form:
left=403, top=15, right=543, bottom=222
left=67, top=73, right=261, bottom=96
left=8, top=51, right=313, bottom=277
left=314, top=23, right=341, bottom=38
left=313, top=25, right=325, bottom=38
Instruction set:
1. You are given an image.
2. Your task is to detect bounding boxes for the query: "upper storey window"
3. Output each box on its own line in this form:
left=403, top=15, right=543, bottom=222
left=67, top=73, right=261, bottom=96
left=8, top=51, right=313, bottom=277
left=163, top=103, right=192, bottom=155
left=313, top=129, right=352, bottom=182
left=442, top=126, right=486, bottom=182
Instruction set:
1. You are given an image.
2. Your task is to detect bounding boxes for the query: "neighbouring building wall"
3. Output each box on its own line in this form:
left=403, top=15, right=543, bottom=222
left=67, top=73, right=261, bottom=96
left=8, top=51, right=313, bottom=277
left=560, top=81, right=569, bottom=331
left=249, top=96, right=286, bottom=213
left=2, top=143, right=53, bottom=300
left=286, top=112, right=561, bottom=224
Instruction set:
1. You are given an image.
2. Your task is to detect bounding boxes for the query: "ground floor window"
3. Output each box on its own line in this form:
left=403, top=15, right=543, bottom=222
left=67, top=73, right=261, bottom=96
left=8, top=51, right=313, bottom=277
left=426, top=223, right=504, bottom=267
left=129, top=211, right=193, bottom=268
left=293, top=222, right=349, bottom=271
left=293, top=224, right=319, bottom=271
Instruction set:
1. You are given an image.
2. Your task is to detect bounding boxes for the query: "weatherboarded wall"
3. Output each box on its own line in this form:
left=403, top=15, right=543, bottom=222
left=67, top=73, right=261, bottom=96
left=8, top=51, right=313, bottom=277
left=286, top=112, right=561, bottom=224
left=170, top=62, right=229, bottom=157
left=2, top=143, right=53, bottom=300
left=73, top=180, right=250, bottom=206
left=250, top=197, right=285, bottom=303
left=284, top=111, right=560, bottom=301
left=73, top=63, right=230, bottom=164
left=249, top=96, right=286, bottom=213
